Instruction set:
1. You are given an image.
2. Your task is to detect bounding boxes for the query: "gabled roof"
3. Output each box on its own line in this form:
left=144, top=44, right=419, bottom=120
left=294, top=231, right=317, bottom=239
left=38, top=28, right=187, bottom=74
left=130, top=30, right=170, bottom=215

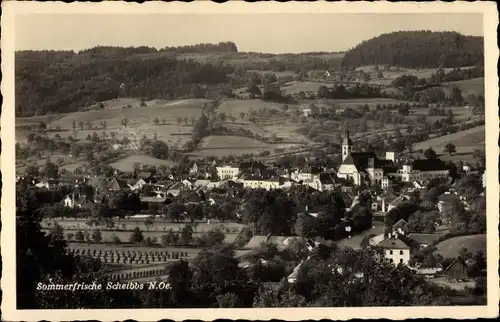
left=444, top=257, right=468, bottom=272
left=167, top=181, right=185, bottom=190
left=342, top=152, right=379, bottom=170
left=392, top=218, right=407, bottom=229
left=378, top=237, right=410, bottom=250
left=407, top=233, right=439, bottom=245
left=107, top=178, right=129, bottom=190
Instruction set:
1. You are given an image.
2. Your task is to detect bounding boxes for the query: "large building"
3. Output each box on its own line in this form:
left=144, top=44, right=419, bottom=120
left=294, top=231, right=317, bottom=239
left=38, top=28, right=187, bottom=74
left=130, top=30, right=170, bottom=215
left=337, top=131, right=450, bottom=186
left=378, top=235, right=411, bottom=266
left=337, top=131, right=395, bottom=185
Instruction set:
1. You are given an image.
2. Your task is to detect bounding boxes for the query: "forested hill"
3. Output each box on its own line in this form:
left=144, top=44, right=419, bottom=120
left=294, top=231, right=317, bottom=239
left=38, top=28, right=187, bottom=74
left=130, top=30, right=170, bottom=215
left=78, top=41, right=238, bottom=55
left=342, top=31, right=483, bottom=69
left=15, top=50, right=233, bottom=117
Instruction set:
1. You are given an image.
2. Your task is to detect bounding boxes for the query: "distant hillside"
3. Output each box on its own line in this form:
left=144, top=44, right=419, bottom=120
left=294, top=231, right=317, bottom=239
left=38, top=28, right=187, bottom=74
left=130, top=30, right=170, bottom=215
left=15, top=49, right=232, bottom=117
left=342, top=31, right=483, bottom=69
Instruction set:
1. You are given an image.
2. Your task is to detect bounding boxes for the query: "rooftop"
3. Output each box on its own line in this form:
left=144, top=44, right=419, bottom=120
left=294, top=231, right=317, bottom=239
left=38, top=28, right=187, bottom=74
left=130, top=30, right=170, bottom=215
left=407, top=233, right=439, bottom=245
left=378, top=237, right=410, bottom=250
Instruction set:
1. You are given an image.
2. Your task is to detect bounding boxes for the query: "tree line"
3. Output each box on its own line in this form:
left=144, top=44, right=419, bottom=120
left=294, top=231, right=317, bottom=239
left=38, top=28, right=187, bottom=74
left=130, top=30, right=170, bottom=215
left=342, top=30, right=483, bottom=69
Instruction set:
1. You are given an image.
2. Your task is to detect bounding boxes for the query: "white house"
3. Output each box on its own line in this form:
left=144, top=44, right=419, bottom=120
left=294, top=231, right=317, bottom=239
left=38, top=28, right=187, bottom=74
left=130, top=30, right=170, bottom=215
left=378, top=234, right=411, bottom=266
left=216, top=164, right=240, bottom=179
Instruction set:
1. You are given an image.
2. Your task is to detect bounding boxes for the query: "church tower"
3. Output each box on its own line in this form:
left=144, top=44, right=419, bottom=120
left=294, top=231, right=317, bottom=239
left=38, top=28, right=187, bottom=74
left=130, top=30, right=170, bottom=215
left=342, top=130, right=353, bottom=161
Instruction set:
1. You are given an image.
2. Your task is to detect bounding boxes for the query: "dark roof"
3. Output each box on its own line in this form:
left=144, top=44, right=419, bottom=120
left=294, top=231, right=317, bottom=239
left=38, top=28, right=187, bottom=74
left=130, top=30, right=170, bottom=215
left=378, top=237, right=410, bottom=250
left=438, top=193, right=461, bottom=203
left=107, top=178, right=129, bottom=190
left=241, top=173, right=266, bottom=181
left=302, top=165, right=323, bottom=174
left=319, top=172, right=337, bottom=184
left=239, top=161, right=266, bottom=171
left=342, top=152, right=378, bottom=170
left=411, top=159, right=448, bottom=172
left=444, top=258, right=469, bottom=273
left=407, top=233, right=439, bottom=245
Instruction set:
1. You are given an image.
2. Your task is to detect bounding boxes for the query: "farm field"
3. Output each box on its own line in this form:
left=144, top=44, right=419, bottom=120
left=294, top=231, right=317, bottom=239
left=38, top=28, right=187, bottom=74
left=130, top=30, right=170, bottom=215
left=281, top=81, right=330, bottom=95
left=325, top=98, right=409, bottom=107
left=443, top=77, right=484, bottom=96
left=15, top=98, right=209, bottom=144
left=217, top=98, right=290, bottom=116
left=408, top=106, right=473, bottom=122
left=110, top=155, right=176, bottom=172
left=435, top=234, right=486, bottom=258
left=190, top=135, right=292, bottom=157
left=246, top=69, right=297, bottom=78
left=43, top=218, right=245, bottom=233
left=413, top=125, right=485, bottom=159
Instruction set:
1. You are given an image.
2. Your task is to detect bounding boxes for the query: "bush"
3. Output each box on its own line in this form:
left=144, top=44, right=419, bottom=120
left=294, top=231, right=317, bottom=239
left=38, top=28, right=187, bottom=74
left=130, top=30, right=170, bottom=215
left=112, top=234, right=121, bottom=244
left=74, top=230, right=85, bottom=242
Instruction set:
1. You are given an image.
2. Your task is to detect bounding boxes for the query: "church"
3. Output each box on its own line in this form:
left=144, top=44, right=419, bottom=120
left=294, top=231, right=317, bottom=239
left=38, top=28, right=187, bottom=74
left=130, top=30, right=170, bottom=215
left=336, top=131, right=395, bottom=186
left=336, top=131, right=449, bottom=186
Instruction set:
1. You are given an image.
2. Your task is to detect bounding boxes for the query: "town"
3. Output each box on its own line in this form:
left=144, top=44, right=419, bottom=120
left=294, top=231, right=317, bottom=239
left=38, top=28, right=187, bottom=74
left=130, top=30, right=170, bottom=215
left=13, top=21, right=487, bottom=309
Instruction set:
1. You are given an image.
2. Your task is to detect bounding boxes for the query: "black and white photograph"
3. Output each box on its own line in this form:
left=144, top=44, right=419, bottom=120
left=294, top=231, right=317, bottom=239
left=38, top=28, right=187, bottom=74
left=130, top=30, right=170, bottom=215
left=1, top=1, right=498, bottom=321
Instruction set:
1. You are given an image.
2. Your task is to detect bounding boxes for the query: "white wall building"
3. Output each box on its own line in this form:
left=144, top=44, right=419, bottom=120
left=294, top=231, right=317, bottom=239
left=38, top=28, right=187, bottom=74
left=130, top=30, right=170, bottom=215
left=216, top=165, right=240, bottom=179
left=378, top=235, right=411, bottom=266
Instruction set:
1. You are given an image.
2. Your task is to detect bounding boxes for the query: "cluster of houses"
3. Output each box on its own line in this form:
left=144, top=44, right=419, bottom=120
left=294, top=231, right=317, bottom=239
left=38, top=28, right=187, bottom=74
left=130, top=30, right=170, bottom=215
left=17, top=130, right=461, bottom=218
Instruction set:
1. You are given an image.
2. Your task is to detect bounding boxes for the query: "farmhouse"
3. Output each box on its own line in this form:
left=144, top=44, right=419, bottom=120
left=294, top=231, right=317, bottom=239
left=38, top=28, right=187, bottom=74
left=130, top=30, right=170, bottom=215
left=378, top=235, right=411, bottom=266
left=444, top=258, right=469, bottom=281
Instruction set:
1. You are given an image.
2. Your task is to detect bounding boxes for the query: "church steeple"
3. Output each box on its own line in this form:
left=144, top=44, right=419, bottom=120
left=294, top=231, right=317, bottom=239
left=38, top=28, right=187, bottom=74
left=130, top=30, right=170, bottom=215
left=342, top=130, right=353, bottom=161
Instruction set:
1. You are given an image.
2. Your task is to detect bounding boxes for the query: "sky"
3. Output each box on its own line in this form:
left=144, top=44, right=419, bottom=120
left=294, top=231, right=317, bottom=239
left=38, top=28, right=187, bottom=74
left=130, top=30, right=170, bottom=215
left=15, top=13, right=483, bottom=53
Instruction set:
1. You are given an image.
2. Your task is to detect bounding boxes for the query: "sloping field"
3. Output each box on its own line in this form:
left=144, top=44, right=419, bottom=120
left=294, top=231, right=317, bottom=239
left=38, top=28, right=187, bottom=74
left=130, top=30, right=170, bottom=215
left=281, top=81, right=329, bottom=94
left=247, top=69, right=297, bottom=78
left=110, top=155, right=176, bottom=172
left=435, top=234, right=486, bottom=259
left=192, top=135, right=278, bottom=157
left=92, top=98, right=141, bottom=110
left=217, top=99, right=288, bottom=117
left=47, top=99, right=209, bottom=130
left=444, top=77, right=484, bottom=96
left=413, top=125, right=485, bottom=154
